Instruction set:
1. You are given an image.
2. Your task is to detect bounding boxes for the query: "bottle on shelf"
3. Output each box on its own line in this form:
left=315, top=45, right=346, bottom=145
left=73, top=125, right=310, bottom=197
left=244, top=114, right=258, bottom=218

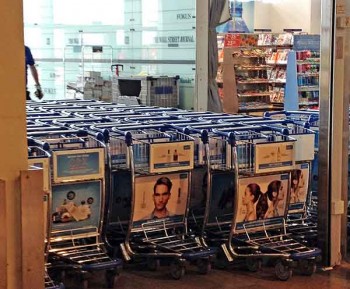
left=216, top=0, right=250, bottom=33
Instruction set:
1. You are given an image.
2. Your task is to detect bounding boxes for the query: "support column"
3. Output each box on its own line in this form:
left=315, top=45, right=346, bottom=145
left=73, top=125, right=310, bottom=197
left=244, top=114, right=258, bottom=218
left=319, top=0, right=349, bottom=266
left=21, top=170, right=44, bottom=289
left=195, top=0, right=209, bottom=111
left=0, top=181, right=7, bottom=289
left=0, top=1, right=29, bottom=289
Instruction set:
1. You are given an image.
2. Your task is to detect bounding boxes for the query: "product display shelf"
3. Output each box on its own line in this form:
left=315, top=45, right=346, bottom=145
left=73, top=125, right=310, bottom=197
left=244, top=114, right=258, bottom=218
left=284, top=34, right=320, bottom=110
left=232, top=46, right=290, bottom=114
left=218, top=32, right=293, bottom=114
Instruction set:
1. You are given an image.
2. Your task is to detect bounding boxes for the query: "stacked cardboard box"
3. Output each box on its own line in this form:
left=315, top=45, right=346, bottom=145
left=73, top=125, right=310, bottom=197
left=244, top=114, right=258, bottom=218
left=67, top=71, right=112, bottom=101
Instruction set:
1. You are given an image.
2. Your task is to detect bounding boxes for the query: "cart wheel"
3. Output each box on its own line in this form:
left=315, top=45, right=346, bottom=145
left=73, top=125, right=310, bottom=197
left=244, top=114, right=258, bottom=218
left=60, top=270, right=66, bottom=282
left=246, top=258, right=262, bottom=272
left=105, top=270, right=117, bottom=288
left=299, top=260, right=316, bottom=276
left=215, top=251, right=229, bottom=269
left=170, top=260, right=185, bottom=280
left=147, top=258, right=160, bottom=271
left=275, top=260, right=292, bottom=281
left=197, top=258, right=211, bottom=275
left=82, top=279, right=89, bottom=289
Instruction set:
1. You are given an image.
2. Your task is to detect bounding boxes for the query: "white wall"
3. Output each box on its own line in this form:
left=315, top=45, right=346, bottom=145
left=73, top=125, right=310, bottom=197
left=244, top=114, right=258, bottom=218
left=254, top=0, right=321, bottom=33
left=310, top=0, right=321, bottom=34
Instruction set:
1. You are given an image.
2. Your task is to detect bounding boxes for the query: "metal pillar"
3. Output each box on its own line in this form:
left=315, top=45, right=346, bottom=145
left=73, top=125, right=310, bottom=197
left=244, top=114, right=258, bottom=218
left=319, top=0, right=349, bottom=266
left=195, top=0, right=209, bottom=111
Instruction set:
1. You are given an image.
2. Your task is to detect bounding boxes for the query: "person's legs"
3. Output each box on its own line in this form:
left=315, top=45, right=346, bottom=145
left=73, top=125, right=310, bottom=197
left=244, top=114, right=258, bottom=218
left=26, top=90, right=31, bottom=100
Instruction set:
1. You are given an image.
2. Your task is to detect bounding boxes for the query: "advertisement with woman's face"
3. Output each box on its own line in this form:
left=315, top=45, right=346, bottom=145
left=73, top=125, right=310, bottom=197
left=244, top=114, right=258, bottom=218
left=290, top=163, right=309, bottom=204
left=133, top=172, right=189, bottom=223
left=237, top=174, right=289, bottom=224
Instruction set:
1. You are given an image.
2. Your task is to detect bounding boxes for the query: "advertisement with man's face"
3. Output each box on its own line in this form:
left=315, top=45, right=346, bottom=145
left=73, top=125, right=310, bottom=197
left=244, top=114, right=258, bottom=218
left=288, top=163, right=310, bottom=213
left=133, top=172, right=189, bottom=224
left=51, top=181, right=101, bottom=233
left=236, top=174, right=289, bottom=229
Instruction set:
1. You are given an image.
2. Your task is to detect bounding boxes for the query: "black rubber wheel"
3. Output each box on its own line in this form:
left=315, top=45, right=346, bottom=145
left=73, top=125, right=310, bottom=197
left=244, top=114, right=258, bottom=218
left=59, top=270, right=66, bottom=282
left=82, top=279, right=89, bottom=289
left=147, top=258, right=160, bottom=271
left=299, top=260, right=317, bottom=276
left=105, top=270, right=117, bottom=288
left=246, top=258, right=262, bottom=272
left=170, top=260, right=185, bottom=280
left=275, top=260, right=292, bottom=281
left=214, top=251, right=229, bottom=269
left=197, top=258, right=211, bottom=275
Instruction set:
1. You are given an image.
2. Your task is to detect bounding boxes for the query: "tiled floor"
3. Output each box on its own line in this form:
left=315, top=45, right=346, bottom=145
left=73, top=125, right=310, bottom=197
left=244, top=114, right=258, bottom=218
left=62, top=261, right=350, bottom=289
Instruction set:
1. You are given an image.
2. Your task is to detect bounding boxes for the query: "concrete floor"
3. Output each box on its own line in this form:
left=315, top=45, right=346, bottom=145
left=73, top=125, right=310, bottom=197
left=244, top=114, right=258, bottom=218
left=62, top=261, right=350, bottom=289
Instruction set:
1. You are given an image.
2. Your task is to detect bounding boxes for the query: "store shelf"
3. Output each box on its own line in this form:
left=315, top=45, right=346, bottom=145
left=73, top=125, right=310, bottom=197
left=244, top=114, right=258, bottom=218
left=266, top=60, right=288, bottom=65
left=218, top=32, right=294, bottom=113
left=238, top=92, right=272, bottom=97
left=235, top=65, right=271, bottom=70
left=298, top=85, right=319, bottom=91
left=270, top=80, right=286, bottom=84
left=296, top=60, right=320, bottom=64
left=237, top=80, right=270, bottom=84
left=284, top=35, right=320, bottom=110
left=239, top=104, right=282, bottom=112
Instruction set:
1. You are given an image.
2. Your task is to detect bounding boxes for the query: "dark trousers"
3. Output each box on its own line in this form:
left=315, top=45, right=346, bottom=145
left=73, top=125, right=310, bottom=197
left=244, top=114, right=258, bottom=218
left=26, top=90, right=31, bottom=100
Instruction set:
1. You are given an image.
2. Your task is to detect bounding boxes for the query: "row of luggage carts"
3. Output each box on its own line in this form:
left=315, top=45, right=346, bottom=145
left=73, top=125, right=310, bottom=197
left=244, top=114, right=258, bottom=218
left=26, top=99, right=321, bottom=288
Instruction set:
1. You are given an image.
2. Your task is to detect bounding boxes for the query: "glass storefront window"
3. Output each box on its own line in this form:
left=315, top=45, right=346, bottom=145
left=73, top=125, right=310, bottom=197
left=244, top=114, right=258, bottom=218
left=23, top=0, right=196, bottom=109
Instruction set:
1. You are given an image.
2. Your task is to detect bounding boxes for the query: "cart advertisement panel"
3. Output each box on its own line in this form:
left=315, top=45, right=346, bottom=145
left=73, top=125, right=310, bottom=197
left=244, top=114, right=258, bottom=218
left=189, top=167, right=207, bottom=210
left=292, top=134, right=315, bottom=161
left=288, top=163, right=310, bottom=213
left=28, top=159, right=50, bottom=238
left=234, top=173, right=289, bottom=232
left=110, top=171, right=132, bottom=223
left=255, top=142, right=294, bottom=173
left=189, top=168, right=207, bottom=226
left=51, top=181, right=102, bottom=232
left=53, top=148, right=104, bottom=182
left=207, top=172, right=235, bottom=224
left=28, top=158, right=50, bottom=192
left=132, top=172, right=189, bottom=225
left=149, top=141, right=194, bottom=173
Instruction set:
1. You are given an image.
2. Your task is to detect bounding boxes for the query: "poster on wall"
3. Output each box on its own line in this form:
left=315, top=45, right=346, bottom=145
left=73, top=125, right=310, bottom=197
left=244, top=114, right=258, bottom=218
left=132, top=172, right=189, bottom=225
left=51, top=181, right=102, bottom=233
left=207, top=172, right=235, bottom=224
left=288, top=163, right=310, bottom=213
left=235, top=173, right=289, bottom=231
left=53, top=148, right=104, bottom=182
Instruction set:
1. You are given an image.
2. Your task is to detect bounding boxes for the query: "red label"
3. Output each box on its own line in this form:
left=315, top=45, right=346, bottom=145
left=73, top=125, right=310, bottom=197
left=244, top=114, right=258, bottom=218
left=224, top=34, right=242, bottom=47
